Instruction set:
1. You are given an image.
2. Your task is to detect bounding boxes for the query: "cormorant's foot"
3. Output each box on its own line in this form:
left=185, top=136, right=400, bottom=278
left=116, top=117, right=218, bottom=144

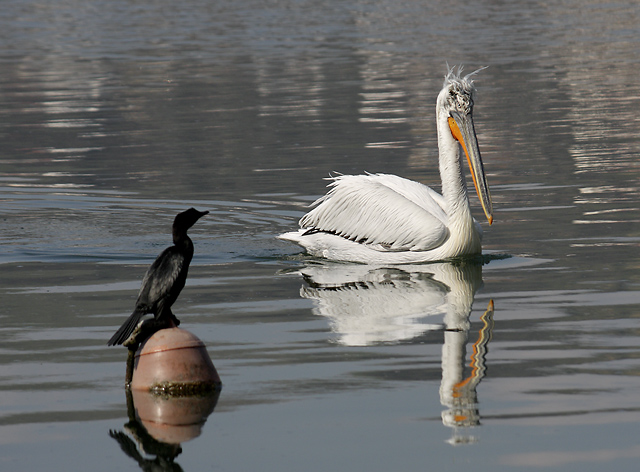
left=167, top=312, right=181, bottom=328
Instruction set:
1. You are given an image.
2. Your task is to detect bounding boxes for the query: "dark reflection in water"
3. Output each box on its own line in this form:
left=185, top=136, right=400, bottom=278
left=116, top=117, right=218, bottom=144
left=109, top=389, right=219, bottom=471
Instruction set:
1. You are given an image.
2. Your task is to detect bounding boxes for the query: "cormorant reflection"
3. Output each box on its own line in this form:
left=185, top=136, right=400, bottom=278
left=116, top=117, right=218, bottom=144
left=109, top=388, right=219, bottom=470
left=296, top=260, right=494, bottom=443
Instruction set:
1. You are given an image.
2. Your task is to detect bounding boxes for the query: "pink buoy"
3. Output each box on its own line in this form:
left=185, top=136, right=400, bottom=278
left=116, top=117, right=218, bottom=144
left=130, top=327, right=221, bottom=392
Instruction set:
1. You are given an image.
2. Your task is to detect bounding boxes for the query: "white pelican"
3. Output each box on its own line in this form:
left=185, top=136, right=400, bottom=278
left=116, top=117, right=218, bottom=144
left=279, top=67, right=493, bottom=264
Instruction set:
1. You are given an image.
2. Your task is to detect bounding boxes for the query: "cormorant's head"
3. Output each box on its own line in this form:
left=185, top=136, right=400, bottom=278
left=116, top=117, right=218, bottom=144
left=173, top=208, right=209, bottom=231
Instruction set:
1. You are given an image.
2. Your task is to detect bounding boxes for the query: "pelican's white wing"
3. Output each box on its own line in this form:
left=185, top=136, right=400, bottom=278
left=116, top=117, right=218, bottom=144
left=299, top=174, right=449, bottom=251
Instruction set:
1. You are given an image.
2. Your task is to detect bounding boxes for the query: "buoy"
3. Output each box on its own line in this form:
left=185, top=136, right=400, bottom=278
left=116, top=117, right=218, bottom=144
left=130, top=327, right=221, bottom=393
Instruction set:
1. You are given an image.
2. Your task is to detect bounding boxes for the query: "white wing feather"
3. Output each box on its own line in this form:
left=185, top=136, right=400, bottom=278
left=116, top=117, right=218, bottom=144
left=299, top=174, right=449, bottom=251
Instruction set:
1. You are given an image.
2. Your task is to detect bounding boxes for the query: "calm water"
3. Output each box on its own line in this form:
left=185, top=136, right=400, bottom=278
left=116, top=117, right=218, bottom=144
left=2, top=0, right=640, bottom=470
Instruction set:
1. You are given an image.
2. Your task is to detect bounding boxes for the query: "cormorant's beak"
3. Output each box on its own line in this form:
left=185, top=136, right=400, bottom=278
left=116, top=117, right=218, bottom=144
left=448, top=112, right=493, bottom=224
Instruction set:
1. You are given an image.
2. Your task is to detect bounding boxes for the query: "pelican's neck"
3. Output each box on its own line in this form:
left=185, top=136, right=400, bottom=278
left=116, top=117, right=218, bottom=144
left=436, top=111, right=474, bottom=226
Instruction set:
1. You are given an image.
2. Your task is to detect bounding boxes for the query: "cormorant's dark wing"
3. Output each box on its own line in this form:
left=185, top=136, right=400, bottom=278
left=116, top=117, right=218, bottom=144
left=136, top=246, right=186, bottom=309
left=107, top=246, right=187, bottom=346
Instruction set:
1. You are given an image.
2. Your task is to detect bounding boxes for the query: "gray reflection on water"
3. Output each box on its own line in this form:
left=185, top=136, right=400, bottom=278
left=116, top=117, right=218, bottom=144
left=298, top=262, right=482, bottom=346
left=294, top=260, right=493, bottom=443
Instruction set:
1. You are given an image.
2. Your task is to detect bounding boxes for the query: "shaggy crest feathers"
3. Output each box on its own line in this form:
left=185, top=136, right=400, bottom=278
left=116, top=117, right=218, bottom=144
left=442, top=65, right=486, bottom=116
left=443, top=64, right=487, bottom=89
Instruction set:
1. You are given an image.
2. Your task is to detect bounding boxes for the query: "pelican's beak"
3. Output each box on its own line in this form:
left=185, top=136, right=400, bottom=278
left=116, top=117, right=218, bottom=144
left=448, top=112, right=493, bottom=224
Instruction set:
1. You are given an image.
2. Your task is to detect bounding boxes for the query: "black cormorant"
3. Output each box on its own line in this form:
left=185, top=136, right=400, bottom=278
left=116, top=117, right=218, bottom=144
left=107, top=208, right=209, bottom=349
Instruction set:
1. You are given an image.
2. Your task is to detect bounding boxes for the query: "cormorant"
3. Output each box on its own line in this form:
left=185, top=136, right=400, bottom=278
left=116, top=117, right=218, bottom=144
left=107, top=208, right=209, bottom=349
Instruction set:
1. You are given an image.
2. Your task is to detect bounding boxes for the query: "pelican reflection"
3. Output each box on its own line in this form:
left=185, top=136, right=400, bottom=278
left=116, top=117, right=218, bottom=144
left=295, top=260, right=494, bottom=443
left=441, top=300, right=494, bottom=445
left=298, top=261, right=483, bottom=346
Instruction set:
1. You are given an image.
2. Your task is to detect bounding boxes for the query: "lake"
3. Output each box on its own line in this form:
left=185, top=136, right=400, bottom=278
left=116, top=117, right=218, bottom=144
left=1, top=0, right=639, bottom=470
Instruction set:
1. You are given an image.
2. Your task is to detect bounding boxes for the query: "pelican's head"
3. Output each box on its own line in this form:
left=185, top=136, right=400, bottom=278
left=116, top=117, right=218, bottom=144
left=437, top=66, right=493, bottom=224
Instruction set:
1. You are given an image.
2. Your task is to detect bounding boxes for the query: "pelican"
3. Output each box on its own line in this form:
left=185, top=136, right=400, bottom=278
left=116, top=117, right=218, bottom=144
left=279, top=67, right=493, bottom=264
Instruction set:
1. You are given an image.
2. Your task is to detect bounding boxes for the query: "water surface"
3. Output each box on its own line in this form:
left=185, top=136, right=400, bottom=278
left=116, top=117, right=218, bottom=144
left=1, top=1, right=639, bottom=470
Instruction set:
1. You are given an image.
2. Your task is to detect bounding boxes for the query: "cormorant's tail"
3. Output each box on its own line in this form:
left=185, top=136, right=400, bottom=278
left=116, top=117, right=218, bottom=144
left=107, top=308, right=145, bottom=346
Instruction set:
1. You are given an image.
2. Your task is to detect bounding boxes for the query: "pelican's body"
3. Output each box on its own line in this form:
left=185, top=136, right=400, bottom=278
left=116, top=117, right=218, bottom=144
left=279, top=67, right=493, bottom=264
